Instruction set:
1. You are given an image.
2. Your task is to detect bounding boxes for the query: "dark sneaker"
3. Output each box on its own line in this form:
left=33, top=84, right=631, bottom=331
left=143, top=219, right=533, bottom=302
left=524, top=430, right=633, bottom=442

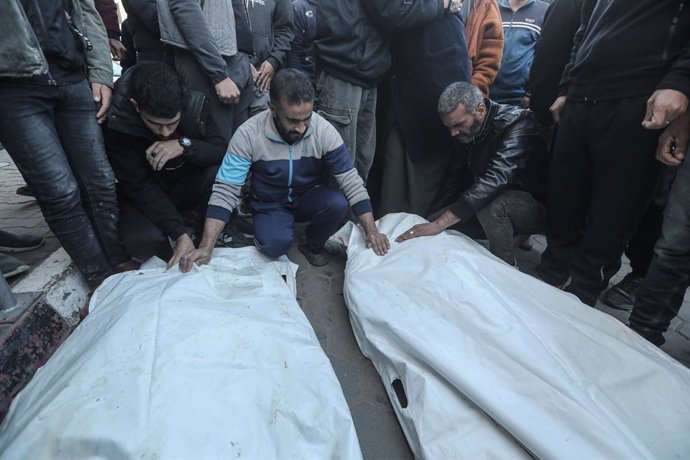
left=217, top=222, right=253, bottom=248
left=323, top=238, right=347, bottom=257
left=0, top=230, right=44, bottom=253
left=601, top=273, right=644, bottom=311
left=298, top=241, right=330, bottom=267
left=15, top=185, right=34, bottom=197
left=0, top=254, right=30, bottom=279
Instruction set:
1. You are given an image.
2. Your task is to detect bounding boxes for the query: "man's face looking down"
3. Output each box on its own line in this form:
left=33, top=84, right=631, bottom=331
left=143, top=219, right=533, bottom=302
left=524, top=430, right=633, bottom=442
left=130, top=98, right=181, bottom=140
left=270, top=98, right=313, bottom=144
left=441, top=102, right=486, bottom=143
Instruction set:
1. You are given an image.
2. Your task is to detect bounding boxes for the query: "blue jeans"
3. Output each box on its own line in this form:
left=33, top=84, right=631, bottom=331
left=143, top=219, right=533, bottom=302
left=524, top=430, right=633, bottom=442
left=251, top=187, right=348, bottom=258
left=629, top=157, right=690, bottom=346
left=0, top=79, right=126, bottom=285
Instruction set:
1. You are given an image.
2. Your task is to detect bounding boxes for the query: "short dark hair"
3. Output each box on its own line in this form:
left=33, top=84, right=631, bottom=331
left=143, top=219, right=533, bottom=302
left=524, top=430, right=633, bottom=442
left=131, top=62, right=184, bottom=118
left=269, top=68, right=315, bottom=106
left=438, top=81, right=483, bottom=116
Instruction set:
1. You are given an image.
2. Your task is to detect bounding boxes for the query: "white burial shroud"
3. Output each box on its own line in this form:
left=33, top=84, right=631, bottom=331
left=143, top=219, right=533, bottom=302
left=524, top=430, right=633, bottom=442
left=0, top=248, right=362, bottom=460
left=339, top=213, right=690, bottom=460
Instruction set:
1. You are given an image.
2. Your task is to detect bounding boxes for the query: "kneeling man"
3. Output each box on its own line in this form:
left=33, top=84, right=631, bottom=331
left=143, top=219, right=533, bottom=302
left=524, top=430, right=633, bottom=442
left=178, top=69, right=389, bottom=270
left=106, top=62, right=227, bottom=264
left=397, top=81, right=545, bottom=266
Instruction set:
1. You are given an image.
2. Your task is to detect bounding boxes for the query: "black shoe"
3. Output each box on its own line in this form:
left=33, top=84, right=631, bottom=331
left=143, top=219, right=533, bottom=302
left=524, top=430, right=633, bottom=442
left=217, top=222, right=253, bottom=248
left=0, top=230, right=44, bottom=253
left=16, top=185, right=34, bottom=197
left=601, top=273, right=644, bottom=311
left=298, top=241, right=330, bottom=267
left=323, top=238, right=347, bottom=257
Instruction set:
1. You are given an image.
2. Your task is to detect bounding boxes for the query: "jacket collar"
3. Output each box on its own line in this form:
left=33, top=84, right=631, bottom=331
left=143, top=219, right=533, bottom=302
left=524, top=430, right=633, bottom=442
left=498, top=0, right=535, bottom=11
left=475, top=99, right=499, bottom=142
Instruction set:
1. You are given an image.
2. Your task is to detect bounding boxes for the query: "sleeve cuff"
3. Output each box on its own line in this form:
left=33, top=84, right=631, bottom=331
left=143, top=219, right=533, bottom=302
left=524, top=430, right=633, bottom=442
left=351, top=199, right=373, bottom=217
left=107, top=30, right=121, bottom=40
left=206, top=205, right=234, bottom=223
left=210, top=71, right=231, bottom=86
left=448, top=198, right=475, bottom=222
left=266, top=56, right=281, bottom=70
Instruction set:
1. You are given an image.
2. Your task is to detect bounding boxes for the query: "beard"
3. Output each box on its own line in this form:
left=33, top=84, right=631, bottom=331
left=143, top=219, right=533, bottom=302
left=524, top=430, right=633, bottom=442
left=455, top=116, right=483, bottom=144
left=274, top=115, right=306, bottom=144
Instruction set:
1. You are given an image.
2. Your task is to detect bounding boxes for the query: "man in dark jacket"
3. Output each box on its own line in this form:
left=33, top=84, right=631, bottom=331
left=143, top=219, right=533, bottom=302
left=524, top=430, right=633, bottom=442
left=122, top=0, right=170, bottom=66
left=397, top=81, right=544, bottom=266
left=0, top=0, right=132, bottom=287
left=158, top=0, right=254, bottom=143
left=95, top=0, right=126, bottom=60
left=377, top=13, right=472, bottom=216
left=314, top=0, right=458, bottom=182
left=287, top=0, right=317, bottom=84
left=538, top=0, right=690, bottom=307
left=527, top=0, right=583, bottom=127
left=105, top=63, right=226, bottom=264
left=247, top=0, right=294, bottom=115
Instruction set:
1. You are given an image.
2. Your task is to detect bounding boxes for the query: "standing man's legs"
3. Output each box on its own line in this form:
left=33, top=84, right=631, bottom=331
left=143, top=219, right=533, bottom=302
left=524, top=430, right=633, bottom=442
left=565, top=96, right=660, bottom=306
left=55, top=80, right=128, bottom=266
left=315, top=70, right=377, bottom=183
left=629, top=156, right=690, bottom=346
left=538, top=101, right=593, bottom=286
left=0, top=82, right=116, bottom=285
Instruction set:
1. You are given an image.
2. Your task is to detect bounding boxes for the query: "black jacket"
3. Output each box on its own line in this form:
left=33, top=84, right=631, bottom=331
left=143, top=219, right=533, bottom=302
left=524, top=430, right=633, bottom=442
left=105, top=67, right=227, bottom=240
left=19, top=0, right=86, bottom=84
left=389, top=13, right=472, bottom=160
left=528, top=0, right=583, bottom=125
left=431, top=101, right=540, bottom=220
left=315, top=0, right=445, bottom=88
left=247, top=0, right=294, bottom=69
left=561, top=0, right=690, bottom=100
left=122, top=0, right=170, bottom=65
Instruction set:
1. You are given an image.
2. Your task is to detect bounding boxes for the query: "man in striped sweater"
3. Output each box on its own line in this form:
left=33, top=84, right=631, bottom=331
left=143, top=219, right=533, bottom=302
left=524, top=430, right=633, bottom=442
left=177, top=69, right=389, bottom=269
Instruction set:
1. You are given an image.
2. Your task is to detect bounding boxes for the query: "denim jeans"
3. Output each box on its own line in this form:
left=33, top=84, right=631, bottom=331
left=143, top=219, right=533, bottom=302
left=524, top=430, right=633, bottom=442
left=629, top=155, right=690, bottom=346
left=432, top=190, right=546, bottom=265
left=0, top=79, right=126, bottom=285
left=315, top=70, right=377, bottom=183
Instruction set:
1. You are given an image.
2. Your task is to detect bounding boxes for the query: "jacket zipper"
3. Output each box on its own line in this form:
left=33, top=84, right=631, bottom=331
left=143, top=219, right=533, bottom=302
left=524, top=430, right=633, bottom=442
left=662, top=1, right=685, bottom=60
left=287, top=144, right=294, bottom=203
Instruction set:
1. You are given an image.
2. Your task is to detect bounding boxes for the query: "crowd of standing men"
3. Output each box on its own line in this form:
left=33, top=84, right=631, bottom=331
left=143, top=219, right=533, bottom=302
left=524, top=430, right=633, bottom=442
left=0, top=0, right=689, bottom=347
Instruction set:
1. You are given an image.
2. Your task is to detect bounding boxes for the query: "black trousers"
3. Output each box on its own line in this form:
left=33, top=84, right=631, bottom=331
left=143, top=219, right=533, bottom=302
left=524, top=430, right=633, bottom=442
left=539, top=96, right=661, bottom=306
left=119, top=166, right=217, bottom=261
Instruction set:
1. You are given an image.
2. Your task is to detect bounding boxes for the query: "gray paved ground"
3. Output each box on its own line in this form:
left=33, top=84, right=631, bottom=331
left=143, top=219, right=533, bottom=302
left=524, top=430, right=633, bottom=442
left=1, top=148, right=689, bottom=458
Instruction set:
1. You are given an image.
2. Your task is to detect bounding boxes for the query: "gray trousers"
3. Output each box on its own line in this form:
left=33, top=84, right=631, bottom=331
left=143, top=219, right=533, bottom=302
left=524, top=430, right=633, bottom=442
left=378, top=119, right=453, bottom=217
left=315, top=70, right=377, bottom=183
left=433, top=190, right=546, bottom=265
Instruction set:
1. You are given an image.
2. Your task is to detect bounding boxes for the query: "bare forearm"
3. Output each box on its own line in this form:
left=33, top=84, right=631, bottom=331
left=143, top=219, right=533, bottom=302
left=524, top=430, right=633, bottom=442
left=357, top=212, right=378, bottom=235
left=199, top=218, right=226, bottom=250
left=434, top=210, right=461, bottom=230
